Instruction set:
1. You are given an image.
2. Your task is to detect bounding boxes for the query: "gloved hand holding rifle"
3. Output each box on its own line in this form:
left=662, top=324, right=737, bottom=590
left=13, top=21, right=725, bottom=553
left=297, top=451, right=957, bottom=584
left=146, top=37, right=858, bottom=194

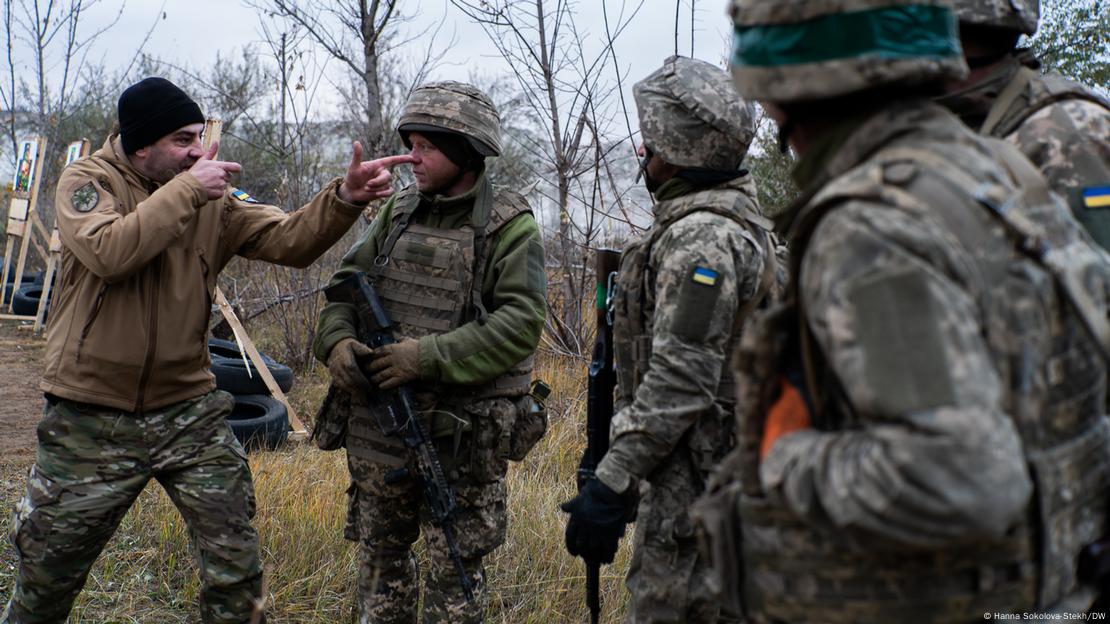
left=324, top=271, right=475, bottom=603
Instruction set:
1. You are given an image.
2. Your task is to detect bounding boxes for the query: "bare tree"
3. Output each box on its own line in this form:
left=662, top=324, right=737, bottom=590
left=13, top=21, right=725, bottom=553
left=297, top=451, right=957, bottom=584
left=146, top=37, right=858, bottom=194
left=244, top=0, right=407, bottom=152
left=451, top=0, right=646, bottom=354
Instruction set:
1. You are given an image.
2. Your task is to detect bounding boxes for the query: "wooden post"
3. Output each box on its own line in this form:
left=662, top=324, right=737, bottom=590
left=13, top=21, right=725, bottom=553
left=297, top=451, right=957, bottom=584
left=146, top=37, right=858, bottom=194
left=2, top=135, right=48, bottom=317
left=33, top=139, right=90, bottom=333
left=201, top=119, right=308, bottom=442
left=214, top=289, right=308, bottom=441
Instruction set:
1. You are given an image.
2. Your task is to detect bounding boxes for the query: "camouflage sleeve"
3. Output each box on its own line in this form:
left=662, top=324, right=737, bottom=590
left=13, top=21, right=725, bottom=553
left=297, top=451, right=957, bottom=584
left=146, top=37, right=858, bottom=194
left=54, top=164, right=205, bottom=283
left=416, top=212, right=547, bottom=384
left=1007, top=99, right=1110, bottom=199
left=223, top=177, right=364, bottom=267
left=760, top=201, right=1033, bottom=546
left=596, top=213, right=767, bottom=494
left=311, top=198, right=395, bottom=363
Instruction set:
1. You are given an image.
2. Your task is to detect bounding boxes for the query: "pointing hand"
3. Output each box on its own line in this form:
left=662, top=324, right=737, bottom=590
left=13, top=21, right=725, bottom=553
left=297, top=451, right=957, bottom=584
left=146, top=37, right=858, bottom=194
left=188, top=141, right=242, bottom=200
left=338, top=141, right=417, bottom=205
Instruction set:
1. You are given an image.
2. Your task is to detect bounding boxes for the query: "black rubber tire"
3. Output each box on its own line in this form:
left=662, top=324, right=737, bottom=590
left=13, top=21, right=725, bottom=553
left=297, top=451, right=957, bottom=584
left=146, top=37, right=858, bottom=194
left=29, top=270, right=45, bottom=285
left=208, top=338, right=294, bottom=394
left=11, top=284, right=46, bottom=317
left=3, top=271, right=36, bottom=305
left=227, top=394, right=288, bottom=451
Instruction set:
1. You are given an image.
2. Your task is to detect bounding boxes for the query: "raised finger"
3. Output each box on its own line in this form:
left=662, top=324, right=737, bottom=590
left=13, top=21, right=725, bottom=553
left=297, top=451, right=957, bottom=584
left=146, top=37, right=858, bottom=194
left=217, top=160, right=243, bottom=174
left=202, top=141, right=219, bottom=161
left=370, top=154, right=417, bottom=170
left=349, top=141, right=363, bottom=170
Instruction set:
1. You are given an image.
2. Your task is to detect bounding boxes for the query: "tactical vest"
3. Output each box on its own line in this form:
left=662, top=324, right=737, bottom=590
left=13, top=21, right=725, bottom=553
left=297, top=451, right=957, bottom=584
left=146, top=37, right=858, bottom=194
left=981, top=64, right=1110, bottom=251
left=343, top=179, right=535, bottom=466
left=980, top=65, right=1109, bottom=139
left=731, top=140, right=1110, bottom=623
left=612, top=182, right=776, bottom=475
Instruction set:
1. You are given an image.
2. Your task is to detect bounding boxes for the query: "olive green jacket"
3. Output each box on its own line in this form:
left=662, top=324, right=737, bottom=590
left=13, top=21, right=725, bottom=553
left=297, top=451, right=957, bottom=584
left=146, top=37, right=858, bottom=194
left=313, top=174, right=546, bottom=385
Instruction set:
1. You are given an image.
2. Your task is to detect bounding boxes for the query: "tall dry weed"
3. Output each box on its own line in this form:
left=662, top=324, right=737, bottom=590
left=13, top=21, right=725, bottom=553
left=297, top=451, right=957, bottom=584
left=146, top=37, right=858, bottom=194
left=11, top=349, right=632, bottom=623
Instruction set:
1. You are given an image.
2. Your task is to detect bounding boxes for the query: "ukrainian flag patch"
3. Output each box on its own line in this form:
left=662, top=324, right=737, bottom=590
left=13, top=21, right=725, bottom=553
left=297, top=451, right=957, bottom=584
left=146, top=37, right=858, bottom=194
left=231, top=188, right=259, bottom=203
left=692, top=266, right=719, bottom=286
left=1083, top=186, right=1110, bottom=209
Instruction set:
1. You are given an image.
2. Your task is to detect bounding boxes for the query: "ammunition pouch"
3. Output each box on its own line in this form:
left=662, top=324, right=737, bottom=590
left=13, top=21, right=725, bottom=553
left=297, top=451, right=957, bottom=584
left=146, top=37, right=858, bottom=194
left=312, top=385, right=350, bottom=451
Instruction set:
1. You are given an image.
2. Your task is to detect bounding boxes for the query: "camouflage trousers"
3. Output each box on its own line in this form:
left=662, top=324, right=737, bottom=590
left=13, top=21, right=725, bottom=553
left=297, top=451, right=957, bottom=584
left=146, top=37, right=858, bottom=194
left=626, top=453, right=741, bottom=624
left=346, top=431, right=508, bottom=624
left=2, top=390, right=263, bottom=624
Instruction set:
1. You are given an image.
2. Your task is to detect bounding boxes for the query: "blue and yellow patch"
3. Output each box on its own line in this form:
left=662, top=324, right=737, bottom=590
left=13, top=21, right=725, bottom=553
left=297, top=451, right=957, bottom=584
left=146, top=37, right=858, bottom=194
left=231, top=188, right=259, bottom=204
left=1082, top=186, right=1110, bottom=209
left=692, top=266, right=719, bottom=287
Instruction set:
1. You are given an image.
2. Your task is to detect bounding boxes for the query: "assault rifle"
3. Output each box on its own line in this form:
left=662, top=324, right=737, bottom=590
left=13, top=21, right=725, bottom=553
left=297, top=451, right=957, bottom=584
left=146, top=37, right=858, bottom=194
left=324, top=272, right=475, bottom=603
left=577, top=248, right=622, bottom=624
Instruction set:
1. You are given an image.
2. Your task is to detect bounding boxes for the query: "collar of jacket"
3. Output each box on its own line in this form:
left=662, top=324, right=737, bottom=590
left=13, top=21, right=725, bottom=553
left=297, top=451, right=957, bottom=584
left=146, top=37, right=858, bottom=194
left=95, top=133, right=163, bottom=194
left=417, top=167, right=488, bottom=214
left=934, top=52, right=1024, bottom=128
left=652, top=172, right=758, bottom=218
left=775, top=99, right=954, bottom=240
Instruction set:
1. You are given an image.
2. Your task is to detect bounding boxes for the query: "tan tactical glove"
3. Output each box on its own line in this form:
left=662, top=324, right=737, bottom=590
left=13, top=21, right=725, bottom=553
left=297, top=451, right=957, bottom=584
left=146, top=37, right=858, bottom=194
left=326, top=337, right=374, bottom=396
left=368, top=338, right=421, bottom=390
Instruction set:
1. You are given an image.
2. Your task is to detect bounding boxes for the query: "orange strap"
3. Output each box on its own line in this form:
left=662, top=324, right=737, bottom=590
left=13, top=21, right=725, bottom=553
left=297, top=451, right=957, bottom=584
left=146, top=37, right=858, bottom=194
left=760, top=377, right=813, bottom=460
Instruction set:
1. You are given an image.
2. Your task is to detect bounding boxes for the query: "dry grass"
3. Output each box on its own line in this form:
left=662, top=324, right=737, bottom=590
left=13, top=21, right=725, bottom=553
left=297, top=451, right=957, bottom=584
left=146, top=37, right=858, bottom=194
left=0, top=350, right=632, bottom=623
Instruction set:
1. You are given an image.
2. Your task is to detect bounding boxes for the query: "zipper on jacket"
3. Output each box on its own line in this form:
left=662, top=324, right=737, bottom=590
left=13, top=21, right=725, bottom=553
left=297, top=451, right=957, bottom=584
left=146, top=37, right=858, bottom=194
left=134, top=255, right=162, bottom=412
left=75, top=284, right=108, bottom=364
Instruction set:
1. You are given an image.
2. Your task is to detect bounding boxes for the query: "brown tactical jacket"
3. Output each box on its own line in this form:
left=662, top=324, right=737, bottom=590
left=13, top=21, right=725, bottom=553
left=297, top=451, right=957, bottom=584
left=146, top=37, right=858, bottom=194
left=42, top=134, right=365, bottom=411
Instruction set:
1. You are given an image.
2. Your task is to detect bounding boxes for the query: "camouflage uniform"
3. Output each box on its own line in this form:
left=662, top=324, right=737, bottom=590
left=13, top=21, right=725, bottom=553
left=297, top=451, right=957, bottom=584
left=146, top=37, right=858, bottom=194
left=4, top=391, right=260, bottom=624
left=313, top=82, right=547, bottom=623
left=694, top=2, right=1110, bottom=622
left=592, top=56, right=776, bottom=624
left=940, top=0, right=1110, bottom=249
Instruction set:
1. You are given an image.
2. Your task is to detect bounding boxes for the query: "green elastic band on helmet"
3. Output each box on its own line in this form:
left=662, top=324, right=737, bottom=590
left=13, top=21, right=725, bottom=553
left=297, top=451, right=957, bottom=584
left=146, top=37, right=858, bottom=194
left=732, top=5, right=960, bottom=67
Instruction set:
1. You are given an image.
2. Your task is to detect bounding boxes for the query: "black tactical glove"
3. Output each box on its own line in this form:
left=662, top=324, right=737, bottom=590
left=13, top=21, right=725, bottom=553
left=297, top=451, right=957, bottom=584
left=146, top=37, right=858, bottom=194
left=560, top=476, right=636, bottom=564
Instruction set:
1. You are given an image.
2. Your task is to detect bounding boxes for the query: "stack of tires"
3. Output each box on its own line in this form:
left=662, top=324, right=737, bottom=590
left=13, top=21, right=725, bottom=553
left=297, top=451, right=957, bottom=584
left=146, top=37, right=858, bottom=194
left=11, top=271, right=50, bottom=317
left=208, top=338, right=294, bottom=451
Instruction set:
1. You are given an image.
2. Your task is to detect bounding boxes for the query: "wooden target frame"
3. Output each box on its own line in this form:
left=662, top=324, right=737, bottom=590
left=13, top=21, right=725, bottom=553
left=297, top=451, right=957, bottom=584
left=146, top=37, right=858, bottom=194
left=1, top=135, right=48, bottom=320
left=202, top=119, right=308, bottom=441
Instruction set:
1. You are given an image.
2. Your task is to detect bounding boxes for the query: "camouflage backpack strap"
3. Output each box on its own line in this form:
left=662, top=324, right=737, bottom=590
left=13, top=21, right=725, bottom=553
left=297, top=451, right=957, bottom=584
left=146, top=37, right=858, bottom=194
left=467, top=177, right=494, bottom=324
left=879, top=144, right=1110, bottom=363
left=651, top=189, right=778, bottom=331
left=467, top=180, right=533, bottom=325
left=982, top=66, right=1110, bottom=138
left=369, top=187, right=422, bottom=280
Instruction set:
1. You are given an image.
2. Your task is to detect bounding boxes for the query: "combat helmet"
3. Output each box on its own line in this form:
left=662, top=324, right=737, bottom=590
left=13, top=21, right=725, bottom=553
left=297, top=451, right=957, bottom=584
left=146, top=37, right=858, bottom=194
left=729, top=0, right=968, bottom=103
left=951, top=0, right=1039, bottom=36
left=397, top=81, right=502, bottom=157
left=634, top=55, right=756, bottom=171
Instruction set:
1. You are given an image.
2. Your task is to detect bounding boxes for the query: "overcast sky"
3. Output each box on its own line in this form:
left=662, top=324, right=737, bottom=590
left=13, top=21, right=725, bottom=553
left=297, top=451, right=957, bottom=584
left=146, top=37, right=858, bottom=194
left=62, top=0, right=733, bottom=125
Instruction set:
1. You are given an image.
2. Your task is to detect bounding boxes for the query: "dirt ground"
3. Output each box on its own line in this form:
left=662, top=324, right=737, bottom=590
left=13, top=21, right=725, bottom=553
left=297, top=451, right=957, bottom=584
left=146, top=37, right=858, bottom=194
left=0, top=321, right=43, bottom=471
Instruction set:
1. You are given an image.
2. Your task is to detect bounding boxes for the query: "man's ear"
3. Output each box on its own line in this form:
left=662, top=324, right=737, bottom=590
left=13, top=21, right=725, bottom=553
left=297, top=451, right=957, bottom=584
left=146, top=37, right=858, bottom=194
left=133, top=145, right=149, bottom=159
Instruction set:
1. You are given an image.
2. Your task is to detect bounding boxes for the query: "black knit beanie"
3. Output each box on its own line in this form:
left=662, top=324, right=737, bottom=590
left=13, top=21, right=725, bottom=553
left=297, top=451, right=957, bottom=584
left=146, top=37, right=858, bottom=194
left=118, top=77, right=204, bottom=153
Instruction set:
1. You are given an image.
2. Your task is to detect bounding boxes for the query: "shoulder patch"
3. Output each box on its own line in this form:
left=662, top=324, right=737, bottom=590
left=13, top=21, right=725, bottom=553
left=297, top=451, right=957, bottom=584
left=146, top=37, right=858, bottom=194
left=692, top=266, right=719, bottom=287
left=71, top=182, right=99, bottom=213
left=230, top=188, right=261, bottom=204
left=1082, top=186, right=1110, bottom=209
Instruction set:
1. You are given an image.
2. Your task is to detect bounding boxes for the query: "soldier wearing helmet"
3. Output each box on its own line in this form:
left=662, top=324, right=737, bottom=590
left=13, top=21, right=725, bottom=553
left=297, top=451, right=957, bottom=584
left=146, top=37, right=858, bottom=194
left=692, top=1, right=1110, bottom=622
left=560, top=56, right=777, bottom=624
left=938, top=0, right=1110, bottom=250
left=313, top=81, right=547, bottom=623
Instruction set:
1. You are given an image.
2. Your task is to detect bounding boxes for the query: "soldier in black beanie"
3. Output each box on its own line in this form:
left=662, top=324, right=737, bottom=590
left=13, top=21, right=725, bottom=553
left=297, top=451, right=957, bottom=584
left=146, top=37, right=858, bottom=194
left=3, top=76, right=415, bottom=624
left=118, top=76, right=205, bottom=154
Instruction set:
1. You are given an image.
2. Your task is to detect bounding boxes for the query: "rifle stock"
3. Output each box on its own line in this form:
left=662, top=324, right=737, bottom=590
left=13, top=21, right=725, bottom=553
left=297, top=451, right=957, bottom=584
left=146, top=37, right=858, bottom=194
left=579, top=248, right=621, bottom=624
left=324, top=272, right=475, bottom=603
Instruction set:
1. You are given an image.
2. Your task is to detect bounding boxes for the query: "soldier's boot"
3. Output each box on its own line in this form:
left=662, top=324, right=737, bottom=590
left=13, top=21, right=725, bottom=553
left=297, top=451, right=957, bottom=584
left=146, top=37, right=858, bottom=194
left=358, top=547, right=420, bottom=624
left=422, top=554, right=486, bottom=624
